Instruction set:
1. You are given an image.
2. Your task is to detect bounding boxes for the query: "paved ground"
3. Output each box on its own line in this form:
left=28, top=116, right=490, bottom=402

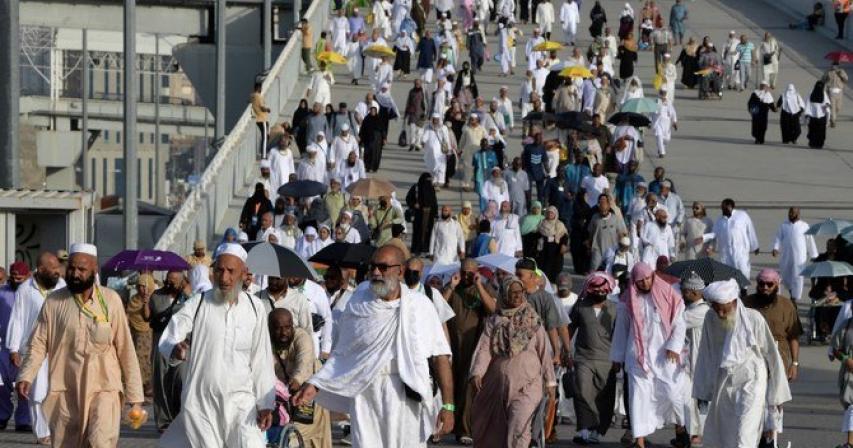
left=3, top=0, right=853, bottom=446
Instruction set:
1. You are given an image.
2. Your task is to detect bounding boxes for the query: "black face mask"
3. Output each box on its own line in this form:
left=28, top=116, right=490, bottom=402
left=589, top=293, right=608, bottom=303
left=404, top=270, right=421, bottom=287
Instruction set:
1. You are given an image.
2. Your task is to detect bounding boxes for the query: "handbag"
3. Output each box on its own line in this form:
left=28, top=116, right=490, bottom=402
left=762, top=52, right=773, bottom=65
left=734, top=60, right=741, bottom=71
left=398, top=129, right=408, bottom=147
left=561, top=368, right=578, bottom=400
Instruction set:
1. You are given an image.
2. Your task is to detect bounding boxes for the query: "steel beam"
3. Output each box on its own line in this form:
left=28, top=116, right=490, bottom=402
left=0, top=0, right=21, bottom=189
left=123, top=0, right=138, bottom=249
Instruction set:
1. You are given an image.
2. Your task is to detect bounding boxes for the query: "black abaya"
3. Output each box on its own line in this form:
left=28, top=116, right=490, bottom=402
left=569, top=198, right=593, bottom=274
left=676, top=49, right=699, bottom=89
left=618, top=46, right=637, bottom=80
left=779, top=110, right=802, bottom=144
left=539, top=233, right=569, bottom=282
left=405, top=175, right=438, bottom=254
left=749, top=93, right=774, bottom=144
left=807, top=116, right=827, bottom=148
left=359, top=114, right=385, bottom=172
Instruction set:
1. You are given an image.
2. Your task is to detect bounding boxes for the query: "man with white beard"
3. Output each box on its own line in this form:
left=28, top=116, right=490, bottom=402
left=297, top=145, right=329, bottom=184
left=676, top=272, right=709, bottom=448
left=639, top=208, right=676, bottom=266
left=421, top=113, right=451, bottom=186
left=771, top=207, right=818, bottom=301
left=269, top=135, right=296, bottom=193
left=330, top=8, right=350, bottom=54
left=704, top=198, right=759, bottom=280
left=692, top=279, right=791, bottom=448
left=158, top=243, right=275, bottom=448
left=430, top=205, right=466, bottom=265
left=292, top=245, right=454, bottom=447
left=5, top=252, right=65, bottom=444
left=491, top=200, right=523, bottom=257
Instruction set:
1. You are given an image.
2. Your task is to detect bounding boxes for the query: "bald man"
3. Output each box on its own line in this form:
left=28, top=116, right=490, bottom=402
left=16, top=244, right=144, bottom=447
left=158, top=244, right=276, bottom=448
left=294, top=246, right=455, bottom=447
left=6, top=252, right=66, bottom=443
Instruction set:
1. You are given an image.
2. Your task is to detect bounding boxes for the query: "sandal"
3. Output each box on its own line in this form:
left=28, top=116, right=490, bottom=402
left=37, top=437, right=51, bottom=446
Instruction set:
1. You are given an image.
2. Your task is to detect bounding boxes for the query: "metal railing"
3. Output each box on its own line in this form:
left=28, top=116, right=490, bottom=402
left=154, top=0, right=330, bottom=254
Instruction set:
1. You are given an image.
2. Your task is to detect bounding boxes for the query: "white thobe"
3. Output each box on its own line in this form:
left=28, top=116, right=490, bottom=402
left=347, top=41, right=364, bottom=80
left=580, top=175, right=609, bottom=208
left=705, top=210, right=759, bottom=279
left=497, top=0, right=515, bottom=18
left=256, top=226, right=281, bottom=244
left=331, top=135, right=360, bottom=167
left=422, top=125, right=450, bottom=184
left=681, top=300, right=709, bottom=437
left=259, top=289, right=315, bottom=333
left=298, top=279, right=334, bottom=356
left=336, top=159, right=367, bottom=190
left=6, top=277, right=65, bottom=438
left=268, top=148, right=295, bottom=194
left=640, top=223, right=676, bottom=266
left=308, top=283, right=450, bottom=448
left=525, top=36, right=545, bottom=71
left=533, top=67, right=549, bottom=96
left=481, top=179, right=510, bottom=205
left=496, top=96, right=515, bottom=130
left=373, top=62, right=394, bottom=93
left=772, top=220, right=818, bottom=301
left=559, top=2, right=580, bottom=43
left=497, top=27, right=513, bottom=74
left=158, top=291, right=276, bottom=448
left=330, top=16, right=350, bottom=54
left=536, top=2, right=556, bottom=33
left=373, top=1, right=392, bottom=38
left=430, top=218, right=466, bottom=265
left=611, top=293, right=687, bottom=438
left=297, top=158, right=328, bottom=184
left=612, top=125, right=639, bottom=166
left=491, top=213, right=523, bottom=256
left=652, top=100, right=677, bottom=156
left=341, top=225, right=362, bottom=244
left=663, top=63, right=677, bottom=103
left=308, top=71, right=334, bottom=107
left=692, top=305, right=792, bottom=448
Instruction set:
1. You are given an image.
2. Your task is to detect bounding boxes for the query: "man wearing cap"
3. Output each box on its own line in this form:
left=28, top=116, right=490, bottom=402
left=723, top=30, right=740, bottom=90
left=331, top=121, right=360, bottom=166
left=525, top=27, right=545, bottom=71
left=605, top=236, right=637, bottom=289
left=693, top=279, right=791, bottom=448
left=0, top=261, right=34, bottom=433
left=422, top=113, right=451, bottom=186
left=338, top=211, right=363, bottom=244
left=657, top=180, right=684, bottom=236
left=297, top=142, right=329, bottom=184
left=771, top=207, right=818, bottom=301
left=16, top=243, right=144, bottom=447
left=743, top=268, right=803, bottom=447
left=704, top=198, right=759, bottom=279
left=570, top=272, right=618, bottom=445
left=504, top=157, right=530, bottom=216
left=186, top=241, right=212, bottom=268
left=677, top=272, right=709, bottom=448
left=269, top=134, right=296, bottom=194
left=610, top=262, right=686, bottom=448
left=254, top=159, right=274, bottom=198
left=369, top=195, right=404, bottom=246
left=5, top=253, right=65, bottom=443
left=158, top=243, right=276, bottom=447
left=323, top=178, right=346, bottom=226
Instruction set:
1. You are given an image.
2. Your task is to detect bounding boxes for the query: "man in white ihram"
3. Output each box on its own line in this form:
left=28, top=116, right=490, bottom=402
left=292, top=245, right=455, bottom=447
left=771, top=206, right=818, bottom=301
left=704, top=198, right=759, bottom=280
left=692, top=279, right=791, bottom=448
left=158, top=243, right=276, bottom=447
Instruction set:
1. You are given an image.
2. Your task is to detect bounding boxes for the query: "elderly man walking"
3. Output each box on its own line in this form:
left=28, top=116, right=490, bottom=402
left=678, top=272, right=709, bottom=448
left=693, top=279, right=791, bottom=448
left=610, top=262, right=686, bottom=448
left=771, top=207, right=818, bottom=301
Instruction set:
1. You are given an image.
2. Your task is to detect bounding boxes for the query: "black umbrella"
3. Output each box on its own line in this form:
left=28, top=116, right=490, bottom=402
left=608, top=111, right=651, bottom=128
left=309, top=242, right=375, bottom=269
left=663, top=258, right=750, bottom=289
left=277, top=180, right=327, bottom=198
left=241, top=241, right=319, bottom=279
left=555, top=112, right=600, bottom=135
left=523, top=111, right=555, bottom=122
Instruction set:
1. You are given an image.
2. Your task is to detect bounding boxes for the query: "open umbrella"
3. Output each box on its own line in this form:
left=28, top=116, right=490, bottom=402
left=476, top=253, right=518, bottom=274
left=558, top=66, right=593, bottom=79
left=103, top=250, right=190, bottom=272
left=425, top=263, right=461, bottom=279
left=608, top=111, right=651, bottom=127
left=317, top=51, right=348, bottom=65
left=523, top=111, right=553, bottom=122
left=842, top=226, right=853, bottom=243
left=825, top=51, right=853, bottom=63
left=620, top=98, right=659, bottom=114
left=277, top=180, right=327, bottom=198
left=800, top=261, right=853, bottom=278
left=663, top=257, right=750, bottom=288
left=345, top=177, right=396, bottom=198
left=363, top=45, right=395, bottom=58
left=805, top=218, right=853, bottom=236
left=308, top=242, right=375, bottom=269
left=242, top=241, right=319, bottom=279
left=533, top=41, right=564, bottom=52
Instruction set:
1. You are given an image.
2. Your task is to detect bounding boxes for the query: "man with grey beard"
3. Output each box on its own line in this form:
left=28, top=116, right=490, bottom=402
left=692, top=279, right=791, bottom=448
left=293, top=245, right=455, bottom=447
left=158, top=243, right=276, bottom=448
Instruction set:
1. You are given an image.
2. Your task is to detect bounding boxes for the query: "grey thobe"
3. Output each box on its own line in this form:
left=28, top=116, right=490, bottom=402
left=149, top=292, right=187, bottom=429
left=504, top=169, right=530, bottom=215
left=588, top=213, right=628, bottom=271
left=306, top=114, right=331, bottom=143
left=569, top=299, right=617, bottom=435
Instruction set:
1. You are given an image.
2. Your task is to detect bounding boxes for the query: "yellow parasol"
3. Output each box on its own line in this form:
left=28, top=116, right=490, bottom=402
left=558, top=66, right=593, bottom=79
left=363, top=45, right=396, bottom=58
left=533, top=41, right=564, bottom=52
left=317, top=51, right=348, bottom=65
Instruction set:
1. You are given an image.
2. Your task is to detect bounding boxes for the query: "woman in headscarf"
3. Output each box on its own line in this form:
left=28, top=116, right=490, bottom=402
left=469, top=276, right=557, bottom=448
left=538, top=206, right=570, bottom=282
left=359, top=104, right=385, bottom=172
left=620, top=76, right=645, bottom=105
left=805, top=80, right=832, bottom=149
left=619, top=3, right=635, bottom=40
left=675, top=37, right=700, bottom=89
left=393, top=30, right=416, bottom=76
left=570, top=191, right=594, bottom=274
left=681, top=201, right=714, bottom=260
left=316, top=224, right=334, bottom=250
left=405, top=173, right=439, bottom=255
left=295, top=226, right=322, bottom=259
left=618, top=32, right=639, bottom=81
left=454, top=61, right=480, bottom=110
left=521, top=201, right=545, bottom=259
left=748, top=81, right=777, bottom=144
left=589, top=1, right=608, bottom=39
left=776, top=83, right=805, bottom=144
left=238, top=182, right=274, bottom=241
left=212, top=228, right=239, bottom=259
left=292, top=98, right=312, bottom=153
left=126, top=272, right=157, bottom=399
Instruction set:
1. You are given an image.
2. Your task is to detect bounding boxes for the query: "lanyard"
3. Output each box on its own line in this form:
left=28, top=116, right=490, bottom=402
left=73, top=287, right=110, bottom=323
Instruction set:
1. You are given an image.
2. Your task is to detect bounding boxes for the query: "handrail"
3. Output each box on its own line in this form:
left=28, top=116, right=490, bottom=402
left=154, top=0, right=330, bottom=253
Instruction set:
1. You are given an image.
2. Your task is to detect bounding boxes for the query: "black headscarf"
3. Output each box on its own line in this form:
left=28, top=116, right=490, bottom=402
left=810, top=81, right=826, bottom=103
left=292, top=99, right=310, bottom=129
left=407, top=173, right=438, bottom=210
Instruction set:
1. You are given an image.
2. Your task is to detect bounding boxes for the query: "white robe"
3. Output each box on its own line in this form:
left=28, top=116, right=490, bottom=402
left=422, top=125, right=450, bottom=184
left=308, top=283, right=450, bottom=448
left=336, top=159, right=367, bottom=190
left=259, top=288, right=315, bottom=334
left=158, top=291, right=276, bottom=448
left=430, top=218, right=466, bottom=265
left=772, top=220, right=818, bottom=301
left=373, top=62, right=394, bottom=93
left=640, top=223, right=676, bottom=266
left=559, top=1, right=580, bottom=43
left=482, top=179, right=510, bottom=205
left=491, top=213, right=523, bottom=256
left=331, top=135, right=360, bottom=168
left=533, top=67, right=550, bottom=96
left=692, top=303, right=792, bottom=448
left=308, top=71, right=334, bottom=107
left=297, top=158, right=328, bottom=184
left=663, top=63, right=677, bottom=103
left=330, top=16, right=351, bottom=54
left=299, top=279, right=335, bottom=356
left=536, top=2, right=556, bottom=33
left=268, top=147, right=295, bottom=194
left=705, top=210, right=759, bottom=279
left=347, top=41, right=364, bottom=80
left=681, top=300, right=709, bottom=437
left=525, top=36, right=545, bottom=71
left=610, top=292, right=687, bottom=438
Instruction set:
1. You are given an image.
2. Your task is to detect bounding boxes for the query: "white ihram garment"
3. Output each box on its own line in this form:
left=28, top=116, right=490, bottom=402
left=652, top=100, right=677, bottom=156
left=771, top=220, right=818, bottom=301
left=422, top=125, right=450, bottom=184
left=681, top=300, right=709, bottom=436
left=268, top=147, right=295, bottom=193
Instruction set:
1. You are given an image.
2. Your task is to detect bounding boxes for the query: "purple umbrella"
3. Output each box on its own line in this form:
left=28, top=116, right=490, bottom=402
left=103, top=250, right=191, bottom=272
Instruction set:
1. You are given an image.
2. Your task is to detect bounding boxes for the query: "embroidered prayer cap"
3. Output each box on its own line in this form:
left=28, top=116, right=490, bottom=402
left=704, top=278, right=739, bottom=304
left=216, top=243, right=248, bottom=263
left=680, top=271, right=706, bottom=291
left=70, top=243, right=98, bottom=257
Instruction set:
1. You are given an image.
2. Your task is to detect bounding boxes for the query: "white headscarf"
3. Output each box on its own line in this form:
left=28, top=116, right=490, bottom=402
left=621, top=2, right=634, bottom=18
left=394, top=31, right=415, bottom=52
left=780, top=84, right=805, bottom=114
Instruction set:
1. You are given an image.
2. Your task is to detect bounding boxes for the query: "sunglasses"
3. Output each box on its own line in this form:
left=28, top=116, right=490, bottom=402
left=757, top=281, right=776, bottom=287
left=370, top=263, right=401, bottom=273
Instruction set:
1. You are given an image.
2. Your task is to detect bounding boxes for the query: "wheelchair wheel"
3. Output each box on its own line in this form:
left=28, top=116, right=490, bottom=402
left=278, top=424, right=305, bottom=448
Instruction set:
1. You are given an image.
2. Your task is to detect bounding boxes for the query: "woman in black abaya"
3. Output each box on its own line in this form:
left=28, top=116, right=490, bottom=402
left=776, top=83, right=805, bottom=144
left=805, top=80, right=832, bottom=149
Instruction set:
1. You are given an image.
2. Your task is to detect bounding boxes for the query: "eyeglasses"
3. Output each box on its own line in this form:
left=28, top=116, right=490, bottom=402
left=370, top=263, right=401, bottom=273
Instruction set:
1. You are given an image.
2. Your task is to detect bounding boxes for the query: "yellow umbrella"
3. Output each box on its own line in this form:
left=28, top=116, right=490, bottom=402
left=318, top=51, right=348, bottom=65
left=694, top=67, right=713, bottom=76
left=558, top=66, right=593, bottom=79
left=363, top=45, right=396, bottom=58
left=533, top=41, right=564, bottom=52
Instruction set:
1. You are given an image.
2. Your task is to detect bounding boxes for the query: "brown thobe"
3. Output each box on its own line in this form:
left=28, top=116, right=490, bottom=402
left=469, top=318, right=556, bottom=448
left=448, top=285, right=491, bottom=438
left=742, top=293, right=804, bottom=370
left=18, top=286, right=144, bottom=448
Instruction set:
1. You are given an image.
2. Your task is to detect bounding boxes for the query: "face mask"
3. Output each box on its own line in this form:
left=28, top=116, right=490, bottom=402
left=403, top=270, right=421, bottom=287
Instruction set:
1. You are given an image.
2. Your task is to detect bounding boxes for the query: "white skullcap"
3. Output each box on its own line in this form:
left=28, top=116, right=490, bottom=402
left=306, top=145, right=318, bottom=153
left=664, top=52, right=672, bottom=58
left=316, top=131, right=325, bottom=138
left=703, top=279, right=739, bottom=304
left=260, top=159, right=271, bottom=168
left=341, top=123, right=350, bottom=131
left=619, top=236, right=631, bottom=246
left=237, top=231, right=249, bottom=243
left=70, top=242, right=98, bottom=257
left=431, top=112, right=442, bottom=119
left=305, top=226, right=318, bottom=236
left=342, top=210, right=353, bottom=219
left=216, top=243, right=248, bottom=263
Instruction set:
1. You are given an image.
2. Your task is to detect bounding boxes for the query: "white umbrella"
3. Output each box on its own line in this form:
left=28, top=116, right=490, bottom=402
left=425, top=262, right=461, bottom=280
left=476, top=253, right=518, bottom=274
left=800, top=260, right=853, bottom=278
left=805, top=218, right=853, bottom=236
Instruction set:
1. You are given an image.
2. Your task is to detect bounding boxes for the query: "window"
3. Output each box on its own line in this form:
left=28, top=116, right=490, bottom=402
left=115, top=158, right=125, bottom=196
left=137, top=159, right=142, bottom=198
left=139, top=132, right=144, bottom=144
left=102, top=158, right=108, bottom=195
left=161, top=74, right=170, bottom=88
left=103, top=130, right=110, bottom=142
left=116, top=71, right=122, bottom=95
left=161, top=134, right=169, bottom=144
left=90, top=158, right=96, bottom=191
left=150, top=133, right=155, bottom=144
left=103, top=71, right=109, bottom=96
left=116, top=131, right=121, bottom=144
left=148, top=158, right=154, bottom=199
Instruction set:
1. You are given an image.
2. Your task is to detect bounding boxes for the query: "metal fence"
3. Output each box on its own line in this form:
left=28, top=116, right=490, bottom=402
left=154, top=0, right=330, bottom=254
